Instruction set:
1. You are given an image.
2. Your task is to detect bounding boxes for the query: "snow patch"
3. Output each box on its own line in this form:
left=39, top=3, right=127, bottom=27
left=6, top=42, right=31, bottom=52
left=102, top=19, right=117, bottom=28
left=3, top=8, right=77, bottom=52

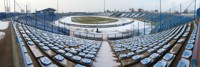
left=56, top=16, right=133, bottom=25
left=55, top=16, right=152, bottom=34
left=0, top=32, right=5, bottom=40
left=0, top=21, right=9, bottom=30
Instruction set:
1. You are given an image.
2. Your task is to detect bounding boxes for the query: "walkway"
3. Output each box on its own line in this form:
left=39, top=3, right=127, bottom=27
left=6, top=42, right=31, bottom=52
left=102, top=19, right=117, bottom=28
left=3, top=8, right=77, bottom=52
left=93, top=41, right=120, bottom=67
left=0, top=22, right=14, bottom=67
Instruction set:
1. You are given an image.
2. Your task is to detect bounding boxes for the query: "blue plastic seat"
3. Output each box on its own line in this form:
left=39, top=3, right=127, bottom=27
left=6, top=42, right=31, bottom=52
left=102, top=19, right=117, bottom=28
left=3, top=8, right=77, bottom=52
left=72, top=56, right=82, bottom=62
left=70, top=50, right=78, bottom=55
left=119, top=54, right=127, bottom=59
left=136, top=49, right=144, bottom=54
left=132, top=55, right=142, bottom=61
left=64, top=53, right=73, bottom=58
left=51, top=46, right=59, bottom=50
left=140, top=58, right=152, bottom=65
left=127, top=52, right=135, bottom=57
left=81, top=58, right=93, bottom=65
left=64, top=48, right=70, bottom=52
left=182, top=50, right=192, bottom=59
left=163, top=53, right=174, bottom=61
left=147, top=49, right=155, bottom=53
left=27, top=41, right=34, bottom=46
left=163, top=45, right=170, bottom=49
left=75, top=64, right=86, bottom=67
left=25, top=54, right=33, bottom=65
left=153, top=60, right=167, bottom=67
left=57, top=49, right=65, bottom=54
left=185, top=44, right=194, bottom=50
left=157, top=48, right=165, bottom=54
left=42, top=46, right=50, bottom=51
left=38, top=43, right=45, bottom=47
left=187, top=40, right=195, bottom=44
left=39, top=57, right=52, bottom=66
left=85, top=54, right=95, bottom=60
left=78, top=52, right=86, bottom=57
left=54, top=54, right=64, bottom=61
left=150, top=53, right=159, bottom=59
left=177, top=58, right=190, bottom=67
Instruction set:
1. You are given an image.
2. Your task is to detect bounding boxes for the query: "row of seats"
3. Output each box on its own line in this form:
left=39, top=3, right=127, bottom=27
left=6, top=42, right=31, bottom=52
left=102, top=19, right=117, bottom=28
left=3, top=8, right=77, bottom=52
left=17, top=23, right=102, bottom=67
left=18, top=23, right=59, bottom=67
left=12, top=22, right=34, bottom=67
left=153, top=23, right=191, bottom=67
left=177, top=22, right=197, bottom=67
left=109, top=22, right=192, bottom=66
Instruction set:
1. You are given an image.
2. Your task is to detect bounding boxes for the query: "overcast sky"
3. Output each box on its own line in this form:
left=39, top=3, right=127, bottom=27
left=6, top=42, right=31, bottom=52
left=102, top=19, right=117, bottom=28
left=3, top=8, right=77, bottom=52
left=0, top=0, right=199, bottom=12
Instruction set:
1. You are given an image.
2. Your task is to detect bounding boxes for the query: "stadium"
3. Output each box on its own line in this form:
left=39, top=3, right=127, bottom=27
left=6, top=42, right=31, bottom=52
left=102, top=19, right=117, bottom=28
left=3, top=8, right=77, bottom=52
left=0, top=0, right=200, bottom=67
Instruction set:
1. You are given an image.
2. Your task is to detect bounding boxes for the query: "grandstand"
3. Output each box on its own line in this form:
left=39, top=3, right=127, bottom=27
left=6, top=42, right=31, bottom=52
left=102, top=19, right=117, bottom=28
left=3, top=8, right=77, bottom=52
left=0, top=0, right=200, bottom=67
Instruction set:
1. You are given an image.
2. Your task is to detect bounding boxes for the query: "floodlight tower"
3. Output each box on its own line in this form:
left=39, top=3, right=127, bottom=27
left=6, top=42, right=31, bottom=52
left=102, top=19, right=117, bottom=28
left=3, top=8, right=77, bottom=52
left=4, top=0, right=11, bottom=18
left=57, top=0, right=59, bottom=13
left=4, top=0, right=6, bottom=13
left=159, top=0, right=162, bottom=32
left=194, top=0, right=196, bottom=19
left=4, top=0, right=6, bottom=18
left=180, top=3, right=182, bottom=20
left=14, top=0, right=16, bottom=20
left=104, top=0, right=105, bottom=12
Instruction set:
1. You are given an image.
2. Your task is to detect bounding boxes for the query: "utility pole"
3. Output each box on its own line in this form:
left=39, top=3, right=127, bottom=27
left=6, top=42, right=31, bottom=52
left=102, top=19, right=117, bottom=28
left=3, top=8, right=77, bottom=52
left=57, top=0, right=59, bottom=13
left=159, top=0, right=162, bottom=32
left=35, top=9, right=37, bottom=28
left=194, top=0, right=196, bottom=19
left=26, top=5, right=27, bottom=25
left=4, top=0, right=6, bottom=13
left=144, top=21, right=145, bottom=35
left=180, top=4, right=182, bottom=20
left=4, top=0, right=7, bottom=18
left=14, top=0, right=16, bottom=20
left=138, top=22, right=139, bottom=36
left=133, top=24, right=134, bottom=36
left=9, top=0, right=10, bottom=12
left=170, top=9, right=172, bottom=28
left=104, top=0, right=105, bottom=12
left=44, top=13, right=45, bottom=30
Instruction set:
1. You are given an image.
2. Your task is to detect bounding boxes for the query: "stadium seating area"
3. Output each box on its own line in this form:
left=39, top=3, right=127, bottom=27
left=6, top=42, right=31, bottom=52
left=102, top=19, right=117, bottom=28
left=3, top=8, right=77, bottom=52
left=8, top=11, right=198, bottom=67
left=109, top=22, right=197, bottom=67
left=17, top=23, right=102, bottom=67
left=0, top=12, right=24, bottom=20
left=34, top=13, right=64, bottom=22
left=109, top=12, right=194, bottom=33
left=16, top=16, right=69, bottom=35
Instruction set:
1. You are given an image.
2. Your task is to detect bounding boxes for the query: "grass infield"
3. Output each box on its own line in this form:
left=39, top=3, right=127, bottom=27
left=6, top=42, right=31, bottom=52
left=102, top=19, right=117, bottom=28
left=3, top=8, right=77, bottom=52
left=71, top=16, right=118, bottom=24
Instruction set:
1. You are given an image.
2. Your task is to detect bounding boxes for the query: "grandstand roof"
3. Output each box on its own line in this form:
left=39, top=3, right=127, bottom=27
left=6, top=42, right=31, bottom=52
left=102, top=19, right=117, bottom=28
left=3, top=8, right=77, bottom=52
left=39, top=8, right=56, bottom=12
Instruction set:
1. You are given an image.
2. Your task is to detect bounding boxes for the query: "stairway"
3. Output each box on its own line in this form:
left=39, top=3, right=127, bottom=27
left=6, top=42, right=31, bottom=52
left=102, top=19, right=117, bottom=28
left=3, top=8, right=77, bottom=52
left=93, top=41, right=120, bottom=67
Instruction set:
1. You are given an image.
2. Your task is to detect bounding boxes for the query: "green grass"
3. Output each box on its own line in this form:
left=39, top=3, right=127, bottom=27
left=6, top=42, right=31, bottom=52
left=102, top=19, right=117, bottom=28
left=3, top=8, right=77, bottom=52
left=71, top=16, right=118, bottom=24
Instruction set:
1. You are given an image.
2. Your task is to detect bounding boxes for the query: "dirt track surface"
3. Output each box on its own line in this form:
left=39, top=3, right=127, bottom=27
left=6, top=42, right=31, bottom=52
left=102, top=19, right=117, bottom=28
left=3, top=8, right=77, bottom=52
left=0, top=22, right=14, bottom=67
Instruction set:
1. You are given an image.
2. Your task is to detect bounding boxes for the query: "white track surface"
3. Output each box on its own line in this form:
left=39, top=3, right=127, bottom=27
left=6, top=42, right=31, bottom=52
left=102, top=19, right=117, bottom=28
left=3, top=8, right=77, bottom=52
left=55, top=16, right=152, bottom=34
